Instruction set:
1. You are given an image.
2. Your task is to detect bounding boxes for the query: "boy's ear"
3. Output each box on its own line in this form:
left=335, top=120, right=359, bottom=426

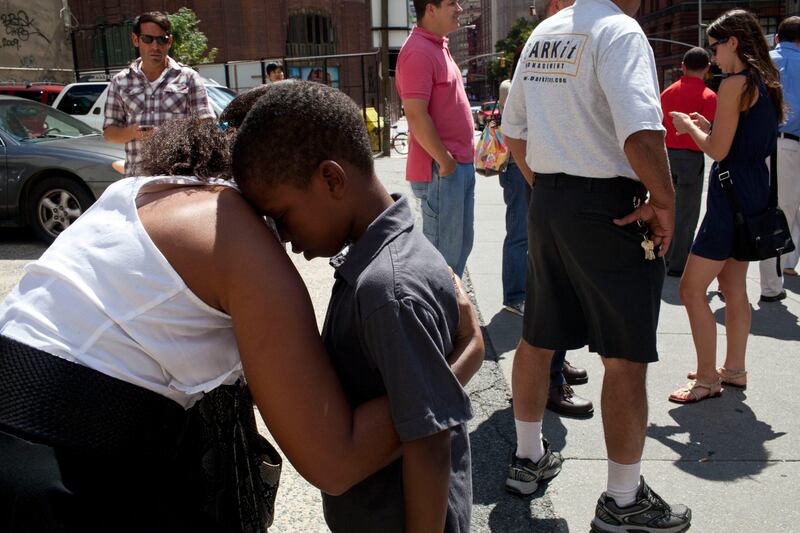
left=316, top=160, right=347, bottom=199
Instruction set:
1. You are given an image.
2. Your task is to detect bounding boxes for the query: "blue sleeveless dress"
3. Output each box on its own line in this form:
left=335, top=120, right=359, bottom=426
left=691, top=75, right=778, bottom=260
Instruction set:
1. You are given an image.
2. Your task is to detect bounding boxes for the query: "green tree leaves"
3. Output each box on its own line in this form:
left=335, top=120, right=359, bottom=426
left=488, top=17, right=536, bottom=87
left=167, top=7, right=218, bottom=65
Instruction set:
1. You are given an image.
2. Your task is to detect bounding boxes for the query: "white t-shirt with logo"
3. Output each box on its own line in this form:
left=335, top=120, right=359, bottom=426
left=502, top=0, right=664, bottom=180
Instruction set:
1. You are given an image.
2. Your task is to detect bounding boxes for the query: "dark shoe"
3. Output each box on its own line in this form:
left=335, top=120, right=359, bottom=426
left=591, top=476, right=692, bottom=532
left=666, top=269, right=683, bottom=278
left=505, top=439, right=563, bottom=495
left=760, top=291, right=787, bottom=303
left=547, top=384, right=594, bottom=417
left=503, top=301, right=525, bottom=317
left=562, top=360, right=588, bottom=385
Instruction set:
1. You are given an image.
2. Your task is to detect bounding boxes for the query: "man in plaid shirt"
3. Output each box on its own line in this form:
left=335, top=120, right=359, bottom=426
left=103, top=12, right=214, bottom=176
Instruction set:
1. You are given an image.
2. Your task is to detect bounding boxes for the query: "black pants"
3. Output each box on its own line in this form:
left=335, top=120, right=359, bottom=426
left=666, top=148, right=705, bottom=273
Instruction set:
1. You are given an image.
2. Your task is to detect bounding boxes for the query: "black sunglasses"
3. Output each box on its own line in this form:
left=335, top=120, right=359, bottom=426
left=707, top=37, right=729, bottom=54
left=138, top=34, right=170, bottom=45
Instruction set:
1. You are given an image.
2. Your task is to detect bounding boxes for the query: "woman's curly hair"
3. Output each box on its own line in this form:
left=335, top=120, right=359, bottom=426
left=141, top=115, right=231, bottom=180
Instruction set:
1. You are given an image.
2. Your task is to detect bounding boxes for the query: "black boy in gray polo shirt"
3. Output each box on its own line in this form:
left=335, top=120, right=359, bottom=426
left=232, top=80, right=476, bottom=532
left=321, top=194, right=472, bottom=533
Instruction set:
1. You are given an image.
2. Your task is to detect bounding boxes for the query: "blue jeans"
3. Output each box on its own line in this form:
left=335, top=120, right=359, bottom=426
left=499, top=161, right=531, bottom=306
left=410, top=162, right=476, bottom=277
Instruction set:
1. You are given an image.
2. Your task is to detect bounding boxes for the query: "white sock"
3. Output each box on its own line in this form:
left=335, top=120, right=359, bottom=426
left=606, top=459, right=641, bottom=507
left=514, top=419, right=545, bottom=462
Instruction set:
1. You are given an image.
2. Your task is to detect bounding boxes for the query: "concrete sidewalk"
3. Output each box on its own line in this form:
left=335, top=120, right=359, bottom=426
left=265, top=153, right=800, bottom=532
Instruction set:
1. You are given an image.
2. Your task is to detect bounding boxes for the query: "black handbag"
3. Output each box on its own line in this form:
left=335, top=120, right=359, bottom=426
left=718, top=148, right=795, bottom=275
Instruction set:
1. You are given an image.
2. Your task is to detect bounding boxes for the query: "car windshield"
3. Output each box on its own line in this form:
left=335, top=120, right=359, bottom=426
left=0, top=100, right=99, bottom=142
left=206, top=85, right=236, bottom=113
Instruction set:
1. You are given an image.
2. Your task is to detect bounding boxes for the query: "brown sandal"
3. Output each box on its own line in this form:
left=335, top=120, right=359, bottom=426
left=669, top=379, right=722, bottom=404
left=686, top=368, right=747, bottom=390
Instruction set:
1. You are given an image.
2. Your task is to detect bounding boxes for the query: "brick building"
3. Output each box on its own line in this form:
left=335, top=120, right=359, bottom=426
left=68, top=0, right=378, bottom=104
left=637, top=0, right=784, bottom=89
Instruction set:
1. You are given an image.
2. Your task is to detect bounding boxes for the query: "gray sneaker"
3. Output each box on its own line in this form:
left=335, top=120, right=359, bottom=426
left=505, top=439, right=563, bottom=495
left=591, top=476, right=692, bottom=532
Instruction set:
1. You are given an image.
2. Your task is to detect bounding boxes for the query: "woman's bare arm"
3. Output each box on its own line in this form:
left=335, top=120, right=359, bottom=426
left=670, top=75, right=745, bottom=162
left=142, top=187, right=398, bottom=495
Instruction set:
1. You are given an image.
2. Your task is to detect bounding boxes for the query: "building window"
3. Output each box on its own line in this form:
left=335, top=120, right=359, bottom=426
left=759, top=16, right=778, bottom=35
left=91, top=22, right=137, bottom=69
left=286, top=12, right=336, bottom=57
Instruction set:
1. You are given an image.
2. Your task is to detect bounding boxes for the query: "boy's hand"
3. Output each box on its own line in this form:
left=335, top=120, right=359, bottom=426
left=448, top=269, right=484, bottom=386
left=403, top=430, right=451, bottom=533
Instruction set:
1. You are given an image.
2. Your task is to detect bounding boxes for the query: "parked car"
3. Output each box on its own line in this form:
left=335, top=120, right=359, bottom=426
left=477, top=100, right=500, bottom=129
left=0, top=96, right=125, bottom=242
left=52, top=79, right=236, bottom=130
left=469, top=102, right=482, bottom=130
left=0, top=84, right=64, bottom=105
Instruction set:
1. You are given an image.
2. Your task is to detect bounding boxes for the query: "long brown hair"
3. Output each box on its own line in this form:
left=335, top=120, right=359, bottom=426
left=707, top=9, right=784, bottom=123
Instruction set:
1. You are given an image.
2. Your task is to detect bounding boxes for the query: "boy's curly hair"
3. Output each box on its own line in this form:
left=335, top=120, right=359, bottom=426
left=232, top=80, right=374, bottom=191
left=140, top=115, right=231, bottom=180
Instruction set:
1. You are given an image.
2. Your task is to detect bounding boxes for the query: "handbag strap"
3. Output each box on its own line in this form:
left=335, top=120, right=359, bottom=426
left=718, top=145, right=785, bottom=276
left=717, top=145, right=779, bottom=213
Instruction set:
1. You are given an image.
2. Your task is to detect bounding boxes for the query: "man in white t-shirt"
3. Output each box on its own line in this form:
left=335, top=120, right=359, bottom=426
left=501, top=0, right=692, bottom=531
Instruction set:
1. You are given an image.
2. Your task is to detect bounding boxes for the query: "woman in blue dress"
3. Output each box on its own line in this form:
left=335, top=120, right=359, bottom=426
left=668, top=9, right=783, bottom=403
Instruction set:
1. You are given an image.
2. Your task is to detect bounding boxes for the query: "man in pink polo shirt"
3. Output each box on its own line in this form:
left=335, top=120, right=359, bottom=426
left=396, top=0, right=476, bottom=277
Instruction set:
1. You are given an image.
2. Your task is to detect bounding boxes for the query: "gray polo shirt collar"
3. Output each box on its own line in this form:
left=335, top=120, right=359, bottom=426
left=330, top=194, right=412, bottom=285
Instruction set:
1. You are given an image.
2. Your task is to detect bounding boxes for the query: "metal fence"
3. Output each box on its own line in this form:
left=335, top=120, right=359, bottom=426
left=68, top=24, right=398, bottom=152
left=197, top=51, right=399, bottom=153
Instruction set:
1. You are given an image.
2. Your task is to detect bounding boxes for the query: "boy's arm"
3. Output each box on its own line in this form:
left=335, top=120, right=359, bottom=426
left=447, top=270, right=484, bottom=386
left=362, top=295, right=473, bottom=527
left=403, top=429, right=451, bottom=533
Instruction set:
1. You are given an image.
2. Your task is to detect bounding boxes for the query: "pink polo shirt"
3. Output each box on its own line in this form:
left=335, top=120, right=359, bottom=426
left=396, top=27, right=475, bottom=183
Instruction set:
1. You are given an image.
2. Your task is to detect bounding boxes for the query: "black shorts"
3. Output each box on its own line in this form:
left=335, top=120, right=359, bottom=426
left=522, top=173, right=665, bottom=363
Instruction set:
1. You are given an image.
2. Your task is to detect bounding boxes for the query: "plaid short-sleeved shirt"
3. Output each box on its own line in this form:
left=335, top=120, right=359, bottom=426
left=103, top=56, right=214, bottom=176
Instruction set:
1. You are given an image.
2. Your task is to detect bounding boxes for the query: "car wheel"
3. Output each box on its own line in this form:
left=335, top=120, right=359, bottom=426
left=28, top=176, right=94, bottom=243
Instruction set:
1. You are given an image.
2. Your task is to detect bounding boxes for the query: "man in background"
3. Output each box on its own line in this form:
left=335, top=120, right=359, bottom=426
left=661, top=47, right=717, bottom=277
left=103, top=11, right=213, bottom=176
left=396, top=0, right=476, bottom=277
left=760, top=16, right=800, bottom=301
left=267, top=62, right=285, bottom=82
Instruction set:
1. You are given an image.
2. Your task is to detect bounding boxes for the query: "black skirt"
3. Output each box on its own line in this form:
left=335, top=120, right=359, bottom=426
left=0, top=335, right=221, bottom=532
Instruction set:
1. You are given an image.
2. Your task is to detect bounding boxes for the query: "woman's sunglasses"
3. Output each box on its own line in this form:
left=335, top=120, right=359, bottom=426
left=707, top=37, right=729, bottom=54
left=138, top=34, right=170, bottom=45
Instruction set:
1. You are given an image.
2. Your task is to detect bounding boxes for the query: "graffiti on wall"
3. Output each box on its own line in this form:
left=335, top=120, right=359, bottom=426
left=0, top=10, right=50, bottom=50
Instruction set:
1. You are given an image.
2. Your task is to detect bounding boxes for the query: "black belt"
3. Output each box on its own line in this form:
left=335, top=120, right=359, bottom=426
left=0, top=335, right=187, bottom=456
left=535, top=172, right=646, bottom=196
left=779, top=132, right=800, bottom=142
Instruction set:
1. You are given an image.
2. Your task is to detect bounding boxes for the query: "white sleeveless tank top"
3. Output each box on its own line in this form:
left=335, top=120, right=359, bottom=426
left=0, top=176, right=253, bottom=409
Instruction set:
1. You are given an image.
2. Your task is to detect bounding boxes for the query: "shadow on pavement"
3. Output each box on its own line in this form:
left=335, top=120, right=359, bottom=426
left=484, top=310, right=524, bottom=358
left=469, top=393, right=570, bottom=532
left=647, top=393, right=786, bottom=481
left=661, top=275, right=681, bottom=305
left=713, top=304, right=800, bottom=341
left=0, top=228, right=47, bottom=260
